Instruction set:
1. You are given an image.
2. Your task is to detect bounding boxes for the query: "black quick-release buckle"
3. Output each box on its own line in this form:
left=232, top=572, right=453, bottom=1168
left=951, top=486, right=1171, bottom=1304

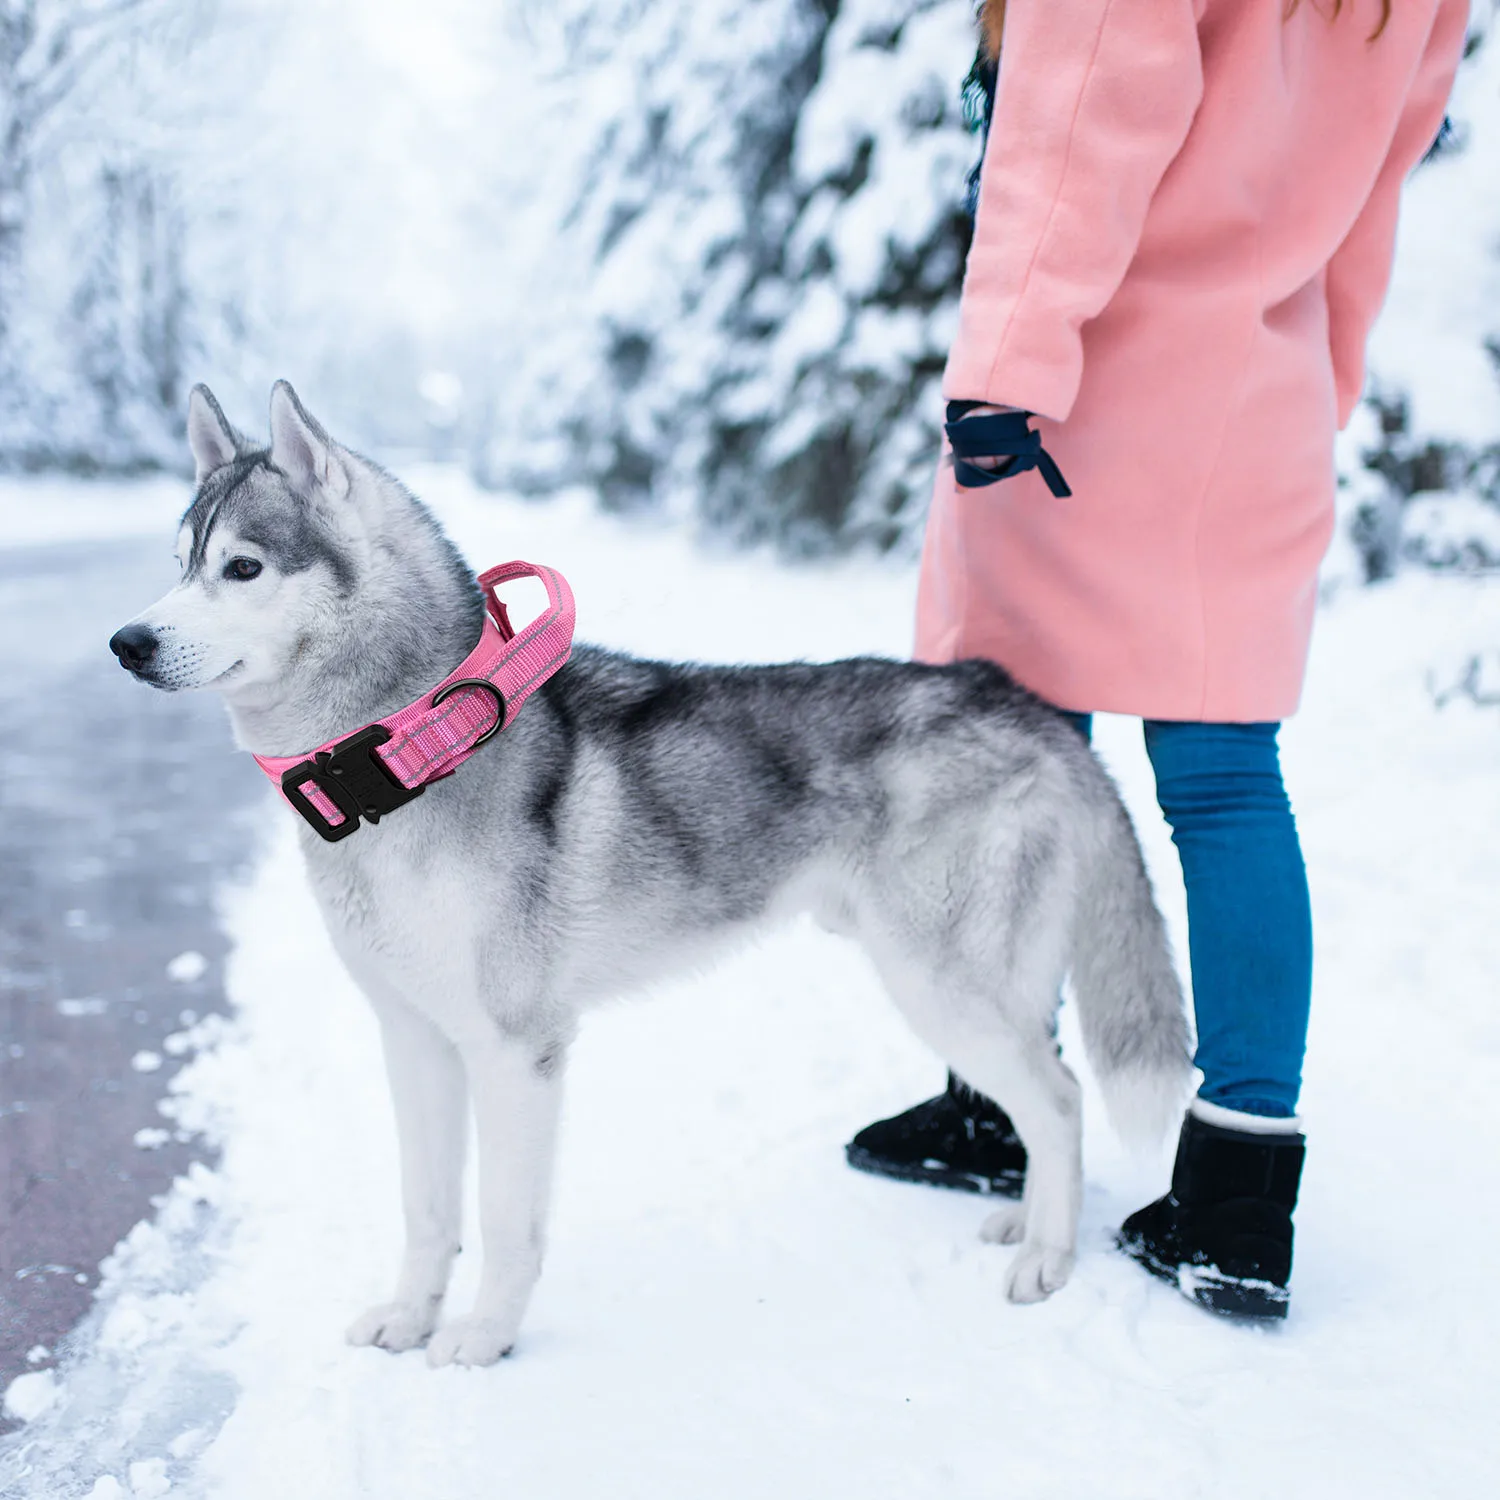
left=280, top=725, right=425, bottom=843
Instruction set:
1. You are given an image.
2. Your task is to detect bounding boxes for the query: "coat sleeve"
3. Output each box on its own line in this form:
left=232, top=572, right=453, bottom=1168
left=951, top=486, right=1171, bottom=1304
left=943, top=0, right=1204, bottom=422
left=1325, top=0, right=1469, bottom=430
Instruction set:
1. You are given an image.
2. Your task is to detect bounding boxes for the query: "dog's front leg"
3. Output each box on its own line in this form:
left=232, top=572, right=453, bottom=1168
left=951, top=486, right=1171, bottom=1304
left=424, top=1030, right=564, bottom=1368
left=347, top=994, right=467, bottom=1353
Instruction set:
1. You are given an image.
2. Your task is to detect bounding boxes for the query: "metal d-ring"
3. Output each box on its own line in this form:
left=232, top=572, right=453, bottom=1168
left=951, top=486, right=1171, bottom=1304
left=431, top=677, right=507, bottom=746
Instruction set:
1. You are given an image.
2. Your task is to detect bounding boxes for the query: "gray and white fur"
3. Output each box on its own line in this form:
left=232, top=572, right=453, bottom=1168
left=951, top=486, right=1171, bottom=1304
left=110, top=382, right=1191, bottom=1367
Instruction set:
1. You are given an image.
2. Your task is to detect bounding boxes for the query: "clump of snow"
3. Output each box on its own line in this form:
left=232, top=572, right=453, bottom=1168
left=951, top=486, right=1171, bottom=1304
left=3, top=477, right=1497, bottom=1499
left=1402, top=489, right=1500, bottom=570
left=3, top=1372, right=61, bottom=1424
left=129, top=1052, right=163, bottom=1075
left=57, top=999, right=110, bottom=1018
left=164, top=953, right=207, bottom=985
left=132, top=1129, right=171, bottom=1151
left=162, top=1015, right=231, bottom=1060
left=125, top=1458, right=171, bottom=1498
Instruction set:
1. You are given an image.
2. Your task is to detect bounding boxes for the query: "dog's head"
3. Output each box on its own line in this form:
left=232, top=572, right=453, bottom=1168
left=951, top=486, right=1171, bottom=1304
left=109, top=381, right=373, bottom=699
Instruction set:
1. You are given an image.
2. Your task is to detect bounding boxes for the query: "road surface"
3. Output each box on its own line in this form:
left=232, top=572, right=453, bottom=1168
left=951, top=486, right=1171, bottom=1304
left=0, top=534, right=262, bottom=1424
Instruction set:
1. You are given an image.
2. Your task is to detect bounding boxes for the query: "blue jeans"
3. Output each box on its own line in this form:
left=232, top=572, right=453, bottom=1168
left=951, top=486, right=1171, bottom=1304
left=1062, top=715, right=1312, bottom=1119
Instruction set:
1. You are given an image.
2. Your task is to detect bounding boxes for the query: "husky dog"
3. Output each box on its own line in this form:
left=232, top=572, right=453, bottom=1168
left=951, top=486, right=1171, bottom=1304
left=110, top=382, right=1190, bottom=1367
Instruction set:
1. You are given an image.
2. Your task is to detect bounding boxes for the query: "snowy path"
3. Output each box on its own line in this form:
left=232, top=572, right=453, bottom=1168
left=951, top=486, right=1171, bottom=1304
left=3, top=472, right=1498, bottom=1499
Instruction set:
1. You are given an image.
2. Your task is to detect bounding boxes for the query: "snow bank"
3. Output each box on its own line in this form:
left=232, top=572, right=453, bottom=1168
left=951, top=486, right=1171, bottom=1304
left=0, top=475, right=186, bottom=550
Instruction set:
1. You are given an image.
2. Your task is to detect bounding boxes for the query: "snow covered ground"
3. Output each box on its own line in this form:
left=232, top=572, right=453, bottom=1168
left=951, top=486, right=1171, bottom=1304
left=2, top=470, right=1499, bottom=1499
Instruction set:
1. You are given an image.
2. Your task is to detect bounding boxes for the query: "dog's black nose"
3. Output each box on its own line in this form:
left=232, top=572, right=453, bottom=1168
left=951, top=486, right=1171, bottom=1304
left=109, top=624, right=158, bottom=673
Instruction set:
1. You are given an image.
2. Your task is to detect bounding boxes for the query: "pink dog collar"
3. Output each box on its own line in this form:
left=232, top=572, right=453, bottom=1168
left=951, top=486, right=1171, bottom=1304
left=252, top=561, right=575, bottom=842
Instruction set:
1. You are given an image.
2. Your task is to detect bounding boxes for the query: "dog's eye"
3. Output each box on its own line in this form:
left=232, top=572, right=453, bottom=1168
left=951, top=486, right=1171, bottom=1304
left=224, top=557, right=263, bottom=581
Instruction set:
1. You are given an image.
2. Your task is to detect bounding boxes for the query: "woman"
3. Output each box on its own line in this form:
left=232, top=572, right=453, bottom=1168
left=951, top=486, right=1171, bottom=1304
left=846, top=0, right=1467, bottom=1317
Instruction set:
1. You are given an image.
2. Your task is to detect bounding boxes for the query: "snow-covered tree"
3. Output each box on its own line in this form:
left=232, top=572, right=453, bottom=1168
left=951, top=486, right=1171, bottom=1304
left=2, top=0, right=1495, bottom=573
left=480, top=0, right=1500, bottom=564
left=474, top=0, right=980, bottom=554
left=0, top=0, right=210, bottom=468
left=1344, top=3, right=1500, bottom=580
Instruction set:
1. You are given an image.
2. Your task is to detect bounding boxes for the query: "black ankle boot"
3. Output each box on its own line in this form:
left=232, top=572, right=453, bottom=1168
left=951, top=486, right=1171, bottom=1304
left=1117, top=1106, right=1305, bottom=1319
left=844, top=1073, right=1026, bottom=1196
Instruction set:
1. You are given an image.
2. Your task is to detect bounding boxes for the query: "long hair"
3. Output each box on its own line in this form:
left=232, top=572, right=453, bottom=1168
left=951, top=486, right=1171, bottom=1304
left=980, top=0, right=1005, bottom=61
left=978, top=0, right=1392, bottom=59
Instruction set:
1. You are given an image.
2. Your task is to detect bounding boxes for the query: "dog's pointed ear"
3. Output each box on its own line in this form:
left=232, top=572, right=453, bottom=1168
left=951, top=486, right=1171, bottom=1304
left=186, top=384, right=246, bottom=484
left=268, top=380, right=348, bottom=500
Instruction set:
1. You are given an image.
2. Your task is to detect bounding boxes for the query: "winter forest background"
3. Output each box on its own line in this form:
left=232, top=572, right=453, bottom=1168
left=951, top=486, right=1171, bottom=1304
left=1, top=0, right=1498, bottom=565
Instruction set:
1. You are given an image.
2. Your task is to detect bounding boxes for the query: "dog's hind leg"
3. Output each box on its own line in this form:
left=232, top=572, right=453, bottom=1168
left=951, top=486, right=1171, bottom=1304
left=866, top=884, right=1083, bottom=1303
left=424, top=1029, right=565, bottom=1368
left=347, top=994, right=468, bottom=1353
left=947, top=1029, right=1083, bottom=1303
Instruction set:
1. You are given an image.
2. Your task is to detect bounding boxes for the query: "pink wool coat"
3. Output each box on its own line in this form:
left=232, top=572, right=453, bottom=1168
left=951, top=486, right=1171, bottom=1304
left=915, top=0, right=1468, bottom=720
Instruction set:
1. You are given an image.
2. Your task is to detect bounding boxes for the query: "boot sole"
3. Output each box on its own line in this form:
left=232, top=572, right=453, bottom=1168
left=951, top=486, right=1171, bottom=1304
left=844, top=1144, right=1025, bottom=1198
left=1117, top=1235, right=1290, bottom=1321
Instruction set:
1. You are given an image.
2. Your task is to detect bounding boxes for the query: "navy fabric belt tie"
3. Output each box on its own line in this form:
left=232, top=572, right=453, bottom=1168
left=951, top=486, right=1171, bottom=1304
left=944, top=403, right=1072, bottom=498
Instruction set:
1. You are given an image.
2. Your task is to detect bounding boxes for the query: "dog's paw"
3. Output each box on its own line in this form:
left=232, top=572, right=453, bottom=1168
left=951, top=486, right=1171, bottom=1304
left=346, top=1300, right=438, bottom=1353
left=1004, top=1243, right=1075, bottom=1304
left=980, top=1204, right=1027, bottom=1245
left=425, top=1315, right=516, bottom=1369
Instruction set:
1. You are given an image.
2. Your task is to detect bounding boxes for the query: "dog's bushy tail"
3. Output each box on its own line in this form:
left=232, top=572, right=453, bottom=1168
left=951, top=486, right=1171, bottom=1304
left=1070, top=801, right=1193, bottom=1151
